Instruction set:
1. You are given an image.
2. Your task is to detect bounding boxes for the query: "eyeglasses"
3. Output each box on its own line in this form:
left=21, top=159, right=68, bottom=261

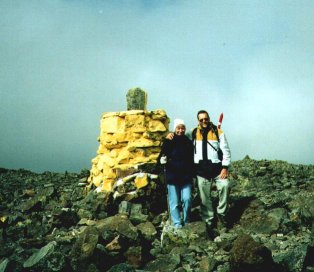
left=199, top=118, right=209, bottom=122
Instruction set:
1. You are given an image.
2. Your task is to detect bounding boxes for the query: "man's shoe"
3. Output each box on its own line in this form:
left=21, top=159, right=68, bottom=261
left=206, top=224, right=219, bottom=239
left=207, top=229, right=217, bottom=240
left=217, top=215, right=228, bottom=232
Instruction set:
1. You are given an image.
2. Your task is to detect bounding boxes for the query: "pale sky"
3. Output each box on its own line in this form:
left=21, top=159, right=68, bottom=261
left=1, top=0, right=313, bottom=173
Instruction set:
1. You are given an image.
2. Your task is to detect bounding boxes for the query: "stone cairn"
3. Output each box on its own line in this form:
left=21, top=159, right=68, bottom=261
left=87, top=88, right=169, bottom=192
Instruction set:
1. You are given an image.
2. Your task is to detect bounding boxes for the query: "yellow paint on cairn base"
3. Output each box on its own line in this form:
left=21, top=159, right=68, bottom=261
left=88, top=109, right=169, bottom=192
left=134, top=173, right=149, bottom=189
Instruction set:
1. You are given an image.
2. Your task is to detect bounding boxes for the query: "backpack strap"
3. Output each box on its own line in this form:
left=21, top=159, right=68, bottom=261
left=212, top=124, right=220, bottom=143
left=192, top=127, right=197, bottom=154
left=206, top=124, right=220, bottom=152
left=210, top=125, right=223, bottom=161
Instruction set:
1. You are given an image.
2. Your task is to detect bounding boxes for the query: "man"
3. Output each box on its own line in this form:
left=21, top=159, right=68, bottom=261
left=167, top=110, right=231, bottom=233
left=192, top=110, right=231, bottom=233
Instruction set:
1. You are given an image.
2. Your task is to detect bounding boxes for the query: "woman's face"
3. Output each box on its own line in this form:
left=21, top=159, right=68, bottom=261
left=175, top=124, right=186, bottom=136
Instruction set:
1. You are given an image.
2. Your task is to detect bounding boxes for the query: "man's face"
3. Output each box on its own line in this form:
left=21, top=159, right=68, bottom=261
left=198, top=113, right=210, bottom=128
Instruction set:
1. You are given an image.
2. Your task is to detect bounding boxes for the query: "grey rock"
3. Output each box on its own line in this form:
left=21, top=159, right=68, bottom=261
left=23, top=241, right=56, bottom=268
left=144, top=254, right=180, bottom=271
left=95, top=214, right=138, bottom=241
left=1, top=157, right=314, bottom=271
left=137, top=221, right=157, bottom=241
left=70, top=226, right=99, bottom=271
left=119, top=200, right=132, bottom=215
left=0, top=259, right=9, bottom=272
left=129, top=203, right=149, bottom=224
left=124, top=246, right=142, bottom=268
left=107, top=262, right=136, bottom=271
left=198, top=255, right=217, bottom=272
left=229, top=234, right=284, bottom=272
left=274, top=244, right=309, bottom=272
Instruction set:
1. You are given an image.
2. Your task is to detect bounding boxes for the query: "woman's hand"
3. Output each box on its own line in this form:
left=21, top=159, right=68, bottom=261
left=166, top=133, right=174, bottom=140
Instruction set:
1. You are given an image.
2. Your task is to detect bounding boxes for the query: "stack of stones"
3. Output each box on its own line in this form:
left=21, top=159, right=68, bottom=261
left=87, top=88, right=169, bottom=192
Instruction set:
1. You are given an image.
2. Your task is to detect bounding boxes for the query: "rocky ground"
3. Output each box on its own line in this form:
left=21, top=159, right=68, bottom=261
left=1, top=156, right=314, bottom=272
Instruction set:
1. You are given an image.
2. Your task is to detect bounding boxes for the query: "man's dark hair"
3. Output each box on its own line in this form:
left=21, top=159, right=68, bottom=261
left=197, top=110, right=209, bottom=119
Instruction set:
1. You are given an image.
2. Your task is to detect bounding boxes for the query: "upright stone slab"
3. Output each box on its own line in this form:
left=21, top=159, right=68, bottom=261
left=126, top=88, right=147, bottom=110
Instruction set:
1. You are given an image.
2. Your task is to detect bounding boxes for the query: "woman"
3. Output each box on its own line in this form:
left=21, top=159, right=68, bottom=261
left=160, top=119, right=195, bottom=228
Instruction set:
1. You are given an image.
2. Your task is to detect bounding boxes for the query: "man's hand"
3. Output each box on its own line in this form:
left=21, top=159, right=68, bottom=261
left=220, top=168, right=229, bottom=179
left=166, top=133, right=174, bottom=140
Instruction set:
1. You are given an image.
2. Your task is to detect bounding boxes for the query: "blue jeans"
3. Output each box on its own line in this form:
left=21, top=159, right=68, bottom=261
left=167, top=183, right=192, bottom=228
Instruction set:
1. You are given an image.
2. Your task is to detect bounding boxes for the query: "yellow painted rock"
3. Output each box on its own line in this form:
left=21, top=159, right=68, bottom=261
left=134, top=174, right=149, bottom=189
